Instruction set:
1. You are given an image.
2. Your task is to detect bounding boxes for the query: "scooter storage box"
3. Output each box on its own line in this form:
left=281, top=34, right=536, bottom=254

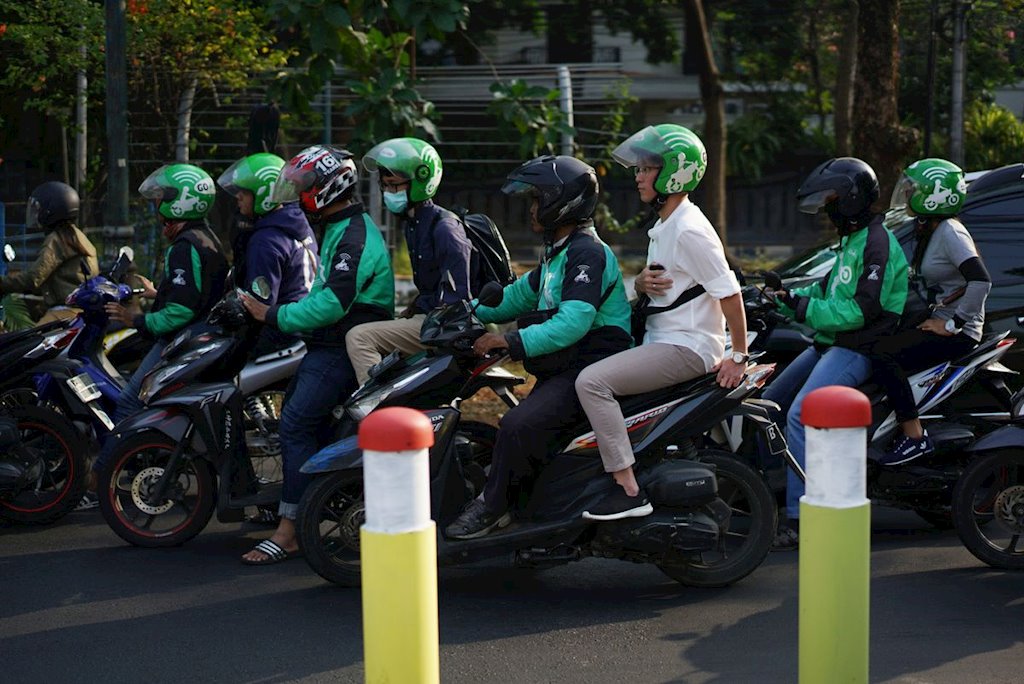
left=641, top=460, right=717, bottom=507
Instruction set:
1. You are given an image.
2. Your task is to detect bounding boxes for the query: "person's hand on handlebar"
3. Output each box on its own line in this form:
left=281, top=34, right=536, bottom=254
left=473, top=332, right=508, bottom=357
left=105, top=302, right=135, bottom=326
left=238, top=291, right=269, bottom=323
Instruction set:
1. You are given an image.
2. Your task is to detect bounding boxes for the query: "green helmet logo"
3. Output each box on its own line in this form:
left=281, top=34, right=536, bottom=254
left=362, top=137, right=443, bottom=202
left=891, top=158, right=967, bottom=216
left=139, top=163, right=216, bottom=220
left=612, top=124, right=707, bottom=194
left=217, top=153, right=286, bottom=216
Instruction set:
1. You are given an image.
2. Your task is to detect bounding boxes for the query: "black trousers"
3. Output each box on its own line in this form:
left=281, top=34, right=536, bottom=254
left=482, top=367, right=586, bottom=514
left=870, top=328, right=977, bottom=423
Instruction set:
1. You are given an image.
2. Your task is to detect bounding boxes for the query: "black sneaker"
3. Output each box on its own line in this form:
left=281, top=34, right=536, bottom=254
left=445, top=499, right=511, bottom=540
left=582, top=488, right=654, bottom=521
left=878, top=431, right=935, bottom=466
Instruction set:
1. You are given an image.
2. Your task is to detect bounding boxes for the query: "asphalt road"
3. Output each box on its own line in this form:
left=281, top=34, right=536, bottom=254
left=1, top=507, right=1021, bottom=684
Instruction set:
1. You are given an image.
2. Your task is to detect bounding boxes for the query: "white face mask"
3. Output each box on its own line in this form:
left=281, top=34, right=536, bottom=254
left=383, top=190, right=409, bottom=214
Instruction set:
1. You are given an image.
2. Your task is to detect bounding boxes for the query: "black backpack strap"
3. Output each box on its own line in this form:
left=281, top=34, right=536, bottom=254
left=642, top=283, right=706, bottom=315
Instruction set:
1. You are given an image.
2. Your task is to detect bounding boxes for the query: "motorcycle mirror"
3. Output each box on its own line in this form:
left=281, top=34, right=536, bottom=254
left=3, top=244, right=15, bottom=262
left=118, top=245, right=135, bottom=263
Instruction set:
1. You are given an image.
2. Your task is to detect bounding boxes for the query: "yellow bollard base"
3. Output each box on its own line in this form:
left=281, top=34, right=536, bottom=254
left=361, top=524, right=440, bottom=684
left=799, top=501, right=870, bottom=684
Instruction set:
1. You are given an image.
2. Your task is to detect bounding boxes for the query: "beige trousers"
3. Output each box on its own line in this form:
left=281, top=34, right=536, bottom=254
left=575, top=343, right=707, bottom=473
left=345, top=314, right=428, bottom=385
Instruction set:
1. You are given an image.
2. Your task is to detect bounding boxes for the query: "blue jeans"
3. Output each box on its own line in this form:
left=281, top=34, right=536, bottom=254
left=761, top=346, right=872, bottom=519
left=278, top=345, right=357, bottom=519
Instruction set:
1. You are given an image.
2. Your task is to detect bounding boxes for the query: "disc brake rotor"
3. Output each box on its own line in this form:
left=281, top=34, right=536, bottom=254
left=130, top=466, right=176, bottom=515
left=993, top=485, right=1024, bottom=534
left=338, top=500, right=365, bottom=550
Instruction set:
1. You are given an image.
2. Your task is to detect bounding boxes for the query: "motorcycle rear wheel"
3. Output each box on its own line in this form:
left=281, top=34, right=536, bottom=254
left=952, top=449, right=1024, bottom=570
left=297, top=421, right=498, bottom=586
left=658, top=450, right=776, bottom=588
left=0, top=404, right=85, bottom=524
left=98, top=432, right=216, bottom=547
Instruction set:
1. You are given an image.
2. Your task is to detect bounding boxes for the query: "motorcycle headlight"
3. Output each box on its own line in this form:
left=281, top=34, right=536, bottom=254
left=347, top=367, right=432, bottom=421
left=139, top=362, right=189, bottom=403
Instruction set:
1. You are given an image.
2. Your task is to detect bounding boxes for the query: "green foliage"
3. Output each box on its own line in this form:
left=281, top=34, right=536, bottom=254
left=963, top=101, right=1024, bottom=170
left=487, top=79, right=576, bottom=158
left=727, top=112, right=783, bottom=179
left=0, top=295, right=35, bottom=332
left=594, top=79, right=639, bottom=234
left=0, top=0, right=105, bottom=127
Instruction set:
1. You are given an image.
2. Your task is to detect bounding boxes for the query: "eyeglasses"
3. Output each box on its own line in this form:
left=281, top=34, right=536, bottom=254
left=381, top=180, right=410, bottom=193
left=634, top=166, right=661, bottom=178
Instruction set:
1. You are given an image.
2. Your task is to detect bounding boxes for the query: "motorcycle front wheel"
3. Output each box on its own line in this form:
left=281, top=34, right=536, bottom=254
left=658, top=450, right=777, bottom=588
left=98, top=432, right=216, bottom=547
left=0, top=404, right=85, bottom=524
left=952, top=449, right=1024, bottom=570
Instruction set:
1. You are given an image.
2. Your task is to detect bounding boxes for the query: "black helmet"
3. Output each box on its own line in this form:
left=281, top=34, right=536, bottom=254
left=796, top=157, right=879, bottom=233
left=27, top=181, right=80, bottom=230
left=501, top=155, right=599, bottom=233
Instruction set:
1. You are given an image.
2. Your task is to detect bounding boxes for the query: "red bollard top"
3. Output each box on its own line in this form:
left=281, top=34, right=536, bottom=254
left=358, top=407, right=435, bottom=451
left=801, top=385, right=871, bottom=428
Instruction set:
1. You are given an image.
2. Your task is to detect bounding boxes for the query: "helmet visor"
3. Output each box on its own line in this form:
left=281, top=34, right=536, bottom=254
left=889, top=174, right=916, bottom=212
left=500, top=179, right=537, bottom=198
left=797, top=188, right=838, bottom=215
left=611, top=126, right=668, bottom=170
left=269, top=163, right=315, bottom=205
left=138, top=165, right=178, bottom=201
left=216, top=159, right=246, bottom=197
left=25, top=198, right=41, bottom=229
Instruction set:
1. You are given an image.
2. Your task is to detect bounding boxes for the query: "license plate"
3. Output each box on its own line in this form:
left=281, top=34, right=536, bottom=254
left=66, top=373, right=102, bottom=403
left=765, top=421, right=789, bottom=455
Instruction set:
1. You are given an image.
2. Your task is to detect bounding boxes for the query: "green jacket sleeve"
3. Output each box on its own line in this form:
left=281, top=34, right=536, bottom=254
left=474, top=268, right=540, bottom=324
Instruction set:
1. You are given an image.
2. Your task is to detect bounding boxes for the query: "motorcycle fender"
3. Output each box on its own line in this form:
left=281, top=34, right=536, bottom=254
left=965, top=425, right=1024, bottom=454
left=112, top=407, right=195, bottom=446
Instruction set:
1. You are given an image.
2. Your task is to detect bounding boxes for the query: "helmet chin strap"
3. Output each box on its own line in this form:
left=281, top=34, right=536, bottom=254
left=647, top=192, right=668, bottom=209
left=161, top=218, right=187, bottom=240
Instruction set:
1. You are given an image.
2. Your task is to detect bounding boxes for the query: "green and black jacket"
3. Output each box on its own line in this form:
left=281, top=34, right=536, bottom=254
left=779, top=215, right=908, bottom=350
left=266, top=204, right=394, bottom=345
left=134, top=221, right=228, bottom=340
left=475, top=224, right=632, bottom=366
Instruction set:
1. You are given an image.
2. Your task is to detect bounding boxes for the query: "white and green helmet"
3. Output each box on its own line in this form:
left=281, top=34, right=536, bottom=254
left=217, top=153, right=286, bottom=216
left=362, top=137, right=443, bottom=202
left=612, top=123, right=707, bottom=194
left=139, top=163, right=216, bottom=220
left=890, top=158, right=967, bottom=216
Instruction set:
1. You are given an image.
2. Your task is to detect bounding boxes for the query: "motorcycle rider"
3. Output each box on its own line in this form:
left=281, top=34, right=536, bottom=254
left=345, top=137, right=474, bottom=385
left=83, top=164, right=229, bottom=507
left=445, top=155, right=632, bottom=540
left=239, top=145, right=394, bottom=564
left=575, top=124, right=748, bottom=520
left=0, top=181, right=99, bottom=324
left=217, top=152, right=319, bottom=357
left=871, top=158, right=989, bottom=464
left=762, top=157, right=908, bottom=548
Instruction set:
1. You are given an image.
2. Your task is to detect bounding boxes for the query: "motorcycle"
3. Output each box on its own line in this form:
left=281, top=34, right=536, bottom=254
left=294, top=283, right=784, bottom=589
left=951, top=383, right=1024, bottom=569
left=729, top=280, right=1020, bottom=527
left=96, top=289, right=525, bottom=547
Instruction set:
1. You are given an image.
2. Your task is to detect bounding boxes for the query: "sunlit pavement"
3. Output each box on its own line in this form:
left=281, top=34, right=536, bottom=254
left=1, top=507, right=1021, bottom=683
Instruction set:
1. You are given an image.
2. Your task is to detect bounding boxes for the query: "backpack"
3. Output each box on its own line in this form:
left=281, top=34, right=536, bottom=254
left=449, top=205, right=517, bottom=290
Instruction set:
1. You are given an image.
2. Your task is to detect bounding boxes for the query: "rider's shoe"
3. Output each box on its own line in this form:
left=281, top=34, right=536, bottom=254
left=445, top=499, right=511, bottom=540
left=771, top=524, right=799, bottom=551
left=582, top=488, right=653, bottom=521
left=74, top=491, right=99, bottom=511
left=878, top=431, right=934, bottom=466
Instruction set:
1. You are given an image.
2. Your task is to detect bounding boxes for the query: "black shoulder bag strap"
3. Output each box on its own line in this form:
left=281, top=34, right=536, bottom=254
left=642, top=283, right=706, bottom=316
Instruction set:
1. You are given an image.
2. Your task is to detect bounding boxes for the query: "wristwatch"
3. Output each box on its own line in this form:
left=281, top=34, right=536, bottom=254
left=731, top=351, right=749, bottom=364
left=944, top=318, right=962, bottom=334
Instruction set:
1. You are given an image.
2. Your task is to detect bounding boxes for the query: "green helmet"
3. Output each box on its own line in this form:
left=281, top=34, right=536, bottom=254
left=139, top=163, right=216, bottom=220
left=889, top=158, right=967, bottom=216
left=612, top=124, right=707, bottom=194
left=217, top=153, right=286, bottom=216
left=362, top=137, right=443, bottom=202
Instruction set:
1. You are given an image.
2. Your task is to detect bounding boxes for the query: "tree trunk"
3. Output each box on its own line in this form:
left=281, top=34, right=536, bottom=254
left=852, top=0, right=916, bottom=202
left=683, top=0, right=727, bottom=244
left=834, top=1, right=859, bottom=156
left=175, top=76, right=198, bottom=163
